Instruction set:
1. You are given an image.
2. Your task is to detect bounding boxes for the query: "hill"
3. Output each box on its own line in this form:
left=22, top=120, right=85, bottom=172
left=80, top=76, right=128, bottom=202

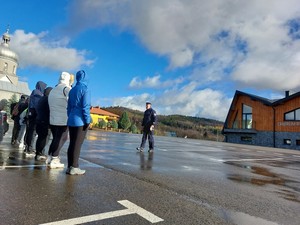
left=102, top=106, right=225, bottom=141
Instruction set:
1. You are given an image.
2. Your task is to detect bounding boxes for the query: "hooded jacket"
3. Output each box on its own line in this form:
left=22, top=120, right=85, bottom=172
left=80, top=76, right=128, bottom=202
left=36, top=87, right=53, bottom=124
left=29, top=81, right=47, bottom=109
left=67, top=70, right=91, bottom=127
left=48, top=72, right=72, bottom=126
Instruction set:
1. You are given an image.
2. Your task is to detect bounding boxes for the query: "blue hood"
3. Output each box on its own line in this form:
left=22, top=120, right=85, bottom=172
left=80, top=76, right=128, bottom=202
left=76, top=70, right=88, bottom=86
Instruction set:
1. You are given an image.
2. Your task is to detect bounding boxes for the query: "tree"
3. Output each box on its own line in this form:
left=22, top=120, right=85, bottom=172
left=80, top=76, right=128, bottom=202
left=118, top=111, right=131, bottom=130
left=111, top=120, right=118, bottom=129
left=129, top=124, right=138, bottom=133
left=98, top=120, right=107, bottom=129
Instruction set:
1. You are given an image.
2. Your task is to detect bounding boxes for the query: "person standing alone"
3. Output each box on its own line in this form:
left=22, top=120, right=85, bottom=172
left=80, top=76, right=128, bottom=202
left=136, top=102, right=157, bottom=152
left=66, top=70, right=91, bottom=175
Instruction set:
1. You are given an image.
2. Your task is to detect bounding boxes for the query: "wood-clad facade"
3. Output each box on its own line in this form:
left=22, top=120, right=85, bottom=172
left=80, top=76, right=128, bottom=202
left=223, top=90, right=300, bottom=150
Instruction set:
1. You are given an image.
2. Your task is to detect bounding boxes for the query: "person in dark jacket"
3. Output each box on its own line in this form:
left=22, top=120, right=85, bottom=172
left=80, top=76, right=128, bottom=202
left=136, top=102, right=157, bottom=152
left=35, top=87, right=52, bottom=161
left=10, top=95, right=26, bottom=145
left=25, top=81, right=47, bottom=156
left=66, top=70, right=91, bottom=175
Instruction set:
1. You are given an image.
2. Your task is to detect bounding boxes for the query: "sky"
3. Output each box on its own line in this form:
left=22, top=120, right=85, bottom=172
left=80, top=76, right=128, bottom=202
left=1, top=0, right=300, bottom=121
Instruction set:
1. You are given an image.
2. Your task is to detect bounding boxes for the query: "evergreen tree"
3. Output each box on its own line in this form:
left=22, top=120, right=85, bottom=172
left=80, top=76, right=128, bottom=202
left=98, top=120, right=107, bottom=129
left=111, top=120, right=118, bottom=129
left=129, top=124, right=138, bottom=133
left=119, top=111, right=131, bottom=130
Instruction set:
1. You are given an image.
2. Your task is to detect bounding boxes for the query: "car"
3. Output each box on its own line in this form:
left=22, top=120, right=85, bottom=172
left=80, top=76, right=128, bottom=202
left=0, top=111, right=9, bottom=142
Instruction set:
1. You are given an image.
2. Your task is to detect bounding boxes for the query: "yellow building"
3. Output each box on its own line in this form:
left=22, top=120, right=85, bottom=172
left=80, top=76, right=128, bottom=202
left=90, top=106, right=119, bottom=127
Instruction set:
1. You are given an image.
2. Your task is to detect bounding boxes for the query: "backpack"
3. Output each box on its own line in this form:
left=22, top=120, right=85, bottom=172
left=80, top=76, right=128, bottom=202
left=11, top=103, right=19, bottom=119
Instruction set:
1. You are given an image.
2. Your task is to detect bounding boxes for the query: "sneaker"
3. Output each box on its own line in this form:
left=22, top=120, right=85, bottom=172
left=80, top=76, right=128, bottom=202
left=48, top=157, right=64, bottom=169
left=18, top=142, right=25, bottom=150
left=35, top=154, right=47, bottom=161
left=25, top=151, right=35, bottom=157
left=67, top=166, right=86, bottom=175
left=136, top=147, right=143, bottom=152
left=46, top=155, right=52, bottom=165
left=148, top=149, right=154, bottom=153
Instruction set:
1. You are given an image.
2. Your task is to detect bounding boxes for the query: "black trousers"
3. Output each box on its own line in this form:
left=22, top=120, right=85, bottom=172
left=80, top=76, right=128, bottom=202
left=48, top=125, right=68, bottom=157
left=35, top=122, right=50, bottom=155
left=25, top=118, right=36, bottom=150
left=11, top=118, right=20, bottom=143
left=67, top=126, right=87, bottom=168
left=140, top=128, right=154, bottom=149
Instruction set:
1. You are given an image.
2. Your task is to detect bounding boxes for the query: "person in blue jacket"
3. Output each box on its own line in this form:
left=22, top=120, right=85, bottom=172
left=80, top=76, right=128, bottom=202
left=66, top=70, right=91, bottom=175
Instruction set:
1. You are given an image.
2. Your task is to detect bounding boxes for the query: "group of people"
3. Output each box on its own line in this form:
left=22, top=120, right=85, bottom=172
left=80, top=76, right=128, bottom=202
left=10, top=70, right=91, bottom=175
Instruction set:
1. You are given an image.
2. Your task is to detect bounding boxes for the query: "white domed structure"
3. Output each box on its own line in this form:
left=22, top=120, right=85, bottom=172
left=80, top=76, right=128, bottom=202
left=0, top=28, right=30, bottom=100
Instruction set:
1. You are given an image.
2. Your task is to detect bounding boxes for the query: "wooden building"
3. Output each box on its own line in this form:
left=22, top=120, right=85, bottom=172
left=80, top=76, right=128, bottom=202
left=222, top=90, right=300, bottom=150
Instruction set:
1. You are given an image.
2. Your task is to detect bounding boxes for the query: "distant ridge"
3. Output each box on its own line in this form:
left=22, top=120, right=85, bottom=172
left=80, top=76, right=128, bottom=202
left=103, top=106, right=224, bottom=141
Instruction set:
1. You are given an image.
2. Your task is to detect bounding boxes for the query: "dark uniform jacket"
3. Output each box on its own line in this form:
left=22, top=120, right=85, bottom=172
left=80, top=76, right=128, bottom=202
left=142, top=108, right=157, bottom=131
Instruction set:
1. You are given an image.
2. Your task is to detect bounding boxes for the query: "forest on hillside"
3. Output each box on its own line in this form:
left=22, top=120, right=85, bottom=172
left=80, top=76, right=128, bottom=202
left=103, top=106, right=225, bottom=141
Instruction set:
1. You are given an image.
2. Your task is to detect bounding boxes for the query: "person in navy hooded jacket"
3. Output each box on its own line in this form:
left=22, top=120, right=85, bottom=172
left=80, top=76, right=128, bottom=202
left=25, top=81, right=47, bottom=155
left=66, top=70, right=91, bottom=175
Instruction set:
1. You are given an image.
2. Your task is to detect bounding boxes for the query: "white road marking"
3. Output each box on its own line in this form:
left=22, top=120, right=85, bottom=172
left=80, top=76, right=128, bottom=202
left=224, top=158, right=284, bottom=162
left=39, top=200, right=164, bottom=225
left=1, top=164, right=47, bottom=169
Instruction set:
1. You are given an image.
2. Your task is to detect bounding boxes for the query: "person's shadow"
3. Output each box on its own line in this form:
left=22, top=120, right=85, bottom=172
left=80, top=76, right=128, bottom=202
left=139, top=152, right=154, bottom=170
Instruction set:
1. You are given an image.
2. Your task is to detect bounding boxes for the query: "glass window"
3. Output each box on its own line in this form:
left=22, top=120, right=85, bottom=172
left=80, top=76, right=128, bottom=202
left=242, top=104, right=252, bottom=129
left=285, top=108, right=300, bottom=121
left=296, top=109, right=300, bottom=120
left=296, top=140, right=300, bottom=146
left=243, top=104, right=252, bottom=113
left=285, top=111, right=294, bottom=120
left=241, top=136, right=252, bottom=142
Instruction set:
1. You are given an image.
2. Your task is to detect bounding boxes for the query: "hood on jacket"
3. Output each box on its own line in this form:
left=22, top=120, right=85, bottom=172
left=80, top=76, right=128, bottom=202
left=35, top=81, right=47, bottom=94
left=59, top=72, right=71, bottom=86
left=76, top=70, right=88, bottom=86
left=44, top=87, right=53, bottom=97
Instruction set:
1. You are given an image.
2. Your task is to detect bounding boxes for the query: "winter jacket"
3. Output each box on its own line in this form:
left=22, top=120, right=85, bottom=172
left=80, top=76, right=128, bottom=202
left=36, top=87, right=53, bottom=125
left=48, top=72, right=72, bottom=126
left=67, top=70, right=91, bottom=127
left=142, top=108, right=157, bottom=129
left=28, top=81, right=47, bottom=118
left=29, top=81, right=47, bottom=109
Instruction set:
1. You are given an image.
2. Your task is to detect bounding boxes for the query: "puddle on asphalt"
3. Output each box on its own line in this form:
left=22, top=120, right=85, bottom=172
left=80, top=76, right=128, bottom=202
left=218, top=209, right=279, bottom=225
left=185, top=194, right=281, bottom=225
left=225, top=161, right=300, bottom=203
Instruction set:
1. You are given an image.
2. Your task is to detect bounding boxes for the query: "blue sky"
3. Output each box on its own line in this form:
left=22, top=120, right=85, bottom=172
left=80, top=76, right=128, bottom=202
left=1, top=0, right=300, bottom=121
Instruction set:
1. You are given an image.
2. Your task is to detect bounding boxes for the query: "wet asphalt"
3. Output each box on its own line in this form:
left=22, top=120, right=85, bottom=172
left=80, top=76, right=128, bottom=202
left=1, top=126, right=300, bottom=225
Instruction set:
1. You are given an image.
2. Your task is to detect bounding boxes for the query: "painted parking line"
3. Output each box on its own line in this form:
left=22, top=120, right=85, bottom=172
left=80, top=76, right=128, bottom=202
left=1, top=164, right=47, bottom=169
left=224, top=158, right=284, bottom=162
left=40, top=200, right=164, bottom=225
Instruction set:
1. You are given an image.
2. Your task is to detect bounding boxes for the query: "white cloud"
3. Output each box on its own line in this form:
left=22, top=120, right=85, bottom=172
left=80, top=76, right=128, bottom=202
left=129, top=74, right=184, bottom=89
left=10, top=30, right=94, bottom=71
left=114, top=82, right=232, bottom=121
left=67, top=0, right=300, bottom=92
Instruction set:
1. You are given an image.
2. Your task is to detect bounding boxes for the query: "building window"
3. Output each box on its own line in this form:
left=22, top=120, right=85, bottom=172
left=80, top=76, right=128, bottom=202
left=242, top=104, right=252, bottom=129
left=283, top=139, right=291, bottom=145
left=241, top=136, right=252, bottom=142
left=284, top=108, right=300, bottom=121
left=296, top=140, right=300, bottom=146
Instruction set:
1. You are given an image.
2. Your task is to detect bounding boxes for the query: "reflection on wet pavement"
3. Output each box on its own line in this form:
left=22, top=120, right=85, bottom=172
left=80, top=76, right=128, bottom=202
left=225, top=161, right=300, bottom=203
left=139, top=152, right=154, bottom=170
